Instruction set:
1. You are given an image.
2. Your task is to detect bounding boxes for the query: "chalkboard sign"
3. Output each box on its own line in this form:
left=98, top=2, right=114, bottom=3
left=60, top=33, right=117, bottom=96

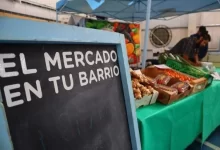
left=0, top=17, right=141, bottom=150
left=0, top=43, right=134, bottom=150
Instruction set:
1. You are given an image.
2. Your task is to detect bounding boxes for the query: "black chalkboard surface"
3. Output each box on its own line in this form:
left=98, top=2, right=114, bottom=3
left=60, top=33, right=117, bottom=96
left=0, top=44, right=132, bottom=150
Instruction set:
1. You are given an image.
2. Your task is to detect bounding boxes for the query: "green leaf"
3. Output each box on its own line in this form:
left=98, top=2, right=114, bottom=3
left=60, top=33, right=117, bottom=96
left=135, top=44, right=140, bottom=49
left=132, top=28, right=138, bottom=33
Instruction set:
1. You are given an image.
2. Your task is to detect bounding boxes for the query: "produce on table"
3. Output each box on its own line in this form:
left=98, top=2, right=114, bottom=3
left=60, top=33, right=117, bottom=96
left=155, top=74, right=171, bottom=85
left=158, top=69, right=195, bottom=82
left=144, top=76, right=157, bottom=86
left=166, top=58, right=212, bottom=80
left=171, top=82, right=190, bottom=93
left=156, top=84, right=178, bottom=96
left=130, top=70, right=155, bottom=99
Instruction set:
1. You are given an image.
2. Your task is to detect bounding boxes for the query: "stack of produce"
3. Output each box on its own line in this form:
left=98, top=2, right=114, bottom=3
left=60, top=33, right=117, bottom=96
left=157, top=68, right=195, bottom=82
left=130, top=70, right=155, bottom=100
left=164, top=54, right=213, bottom=85
left=154, top=74, right=190, bottom=94
left=155, top=84, right=178, bottom=96
left=141, top=67, right=193, bottom=104
left=153, top=66, right=207, bottom=94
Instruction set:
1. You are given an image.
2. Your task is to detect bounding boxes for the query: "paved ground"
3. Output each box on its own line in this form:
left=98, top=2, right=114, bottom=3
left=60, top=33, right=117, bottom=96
left=186, top=126, right=220, bottom=150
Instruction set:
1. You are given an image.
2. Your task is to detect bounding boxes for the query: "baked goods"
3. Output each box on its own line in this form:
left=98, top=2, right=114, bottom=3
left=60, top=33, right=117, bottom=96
left=156, top=84, right=178, bottom=96
left=171, top=82, right=190, bottom=93
left=155, top=74, right=171, bottom=85
left=130, top=69, right=155, bottom=99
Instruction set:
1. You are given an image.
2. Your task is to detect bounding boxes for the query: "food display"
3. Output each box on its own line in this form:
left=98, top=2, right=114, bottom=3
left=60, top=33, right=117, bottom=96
left=165, top=56, right=213, bottom=85
left=130, top=63, right=210, bottom=106
left=155, top=74, right=171, bottom=85
left=130, top=69, right=159, bottom=108
left=159, top=69, right=195, bottom=82
left=141, top=67, right=194, bottom=104
left=144, top=76, right=157, bottom=86
left=156, top=84, right=178, bottom=96
left=171, top=82, right=190, bottom=93
left=154, top=66, right=208, bottom=94
left=130, top=70, right=154, bottom=99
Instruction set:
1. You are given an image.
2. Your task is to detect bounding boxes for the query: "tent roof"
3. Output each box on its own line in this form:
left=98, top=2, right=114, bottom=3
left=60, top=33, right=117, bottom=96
left=56, top=0, right=220, bottom=22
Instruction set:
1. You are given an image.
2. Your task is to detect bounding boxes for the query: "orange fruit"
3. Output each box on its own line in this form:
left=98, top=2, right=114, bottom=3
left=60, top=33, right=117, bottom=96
left=126, top=43, right=134, bottom=56
left=133, top=34, right=140, bottom=44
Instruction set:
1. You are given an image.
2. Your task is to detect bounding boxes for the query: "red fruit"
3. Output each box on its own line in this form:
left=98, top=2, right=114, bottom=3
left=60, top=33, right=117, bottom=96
left=130, top=32, right=134, bottom=37
left=129, top=53, right=138, bottom=64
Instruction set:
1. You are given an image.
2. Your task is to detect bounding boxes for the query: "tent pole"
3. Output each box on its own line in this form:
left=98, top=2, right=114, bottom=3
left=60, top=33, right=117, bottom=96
left=56, top=10, right=59, bottom=23
left=141, top=0, right=152, bottom=69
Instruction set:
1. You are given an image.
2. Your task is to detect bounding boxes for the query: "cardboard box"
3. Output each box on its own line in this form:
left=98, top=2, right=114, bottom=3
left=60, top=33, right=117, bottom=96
left=190, top=77, right=207, bottom=94
left=152, top=66, right=208, bottom=95
left=141, top=67, right=192, bottom=104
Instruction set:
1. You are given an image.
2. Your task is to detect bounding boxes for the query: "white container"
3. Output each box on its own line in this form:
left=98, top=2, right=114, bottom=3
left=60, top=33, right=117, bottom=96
left=135, top=90, right=159, bottom=109
left=149, top=90, right=159, bottom=105
left=201, top=62, right=213, bottom=67
left=201, top=62, right=215, bottom=73
left=135, top=94, right=152, bottom=109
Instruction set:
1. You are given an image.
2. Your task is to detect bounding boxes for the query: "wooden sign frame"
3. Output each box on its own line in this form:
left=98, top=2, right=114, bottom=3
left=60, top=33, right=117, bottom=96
left=0, top=17, right=141, bottom=150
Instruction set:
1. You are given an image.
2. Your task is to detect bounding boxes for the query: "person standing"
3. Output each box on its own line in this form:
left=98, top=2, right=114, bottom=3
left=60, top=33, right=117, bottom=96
left=190, top=26, right=211, bottom=61
left=168, top=33, right=210, bottom=66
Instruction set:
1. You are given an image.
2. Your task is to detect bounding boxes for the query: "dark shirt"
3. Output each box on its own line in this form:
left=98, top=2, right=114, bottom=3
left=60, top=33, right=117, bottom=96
left=191, top=33, right=200, bottom=39
left=169, top=37, right=197, bottom=60
left=190, top=34, right=208, bottom=60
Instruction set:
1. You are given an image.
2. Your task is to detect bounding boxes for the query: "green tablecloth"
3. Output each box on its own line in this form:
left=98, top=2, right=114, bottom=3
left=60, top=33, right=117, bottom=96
left=137, top=80, right=220, bottom=150
left=202, top=81, right=220, bottom=141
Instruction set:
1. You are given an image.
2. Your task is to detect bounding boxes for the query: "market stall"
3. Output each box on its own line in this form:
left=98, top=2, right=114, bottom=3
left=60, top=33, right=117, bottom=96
left=136, top=72, right=220, bottom=150
left=0, top=0, right=219, bottom=149
left=129, top=54, right=220, bottom=149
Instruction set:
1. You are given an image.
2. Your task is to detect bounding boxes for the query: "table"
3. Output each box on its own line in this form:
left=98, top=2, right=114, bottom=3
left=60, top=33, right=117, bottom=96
left=136, top=80, right=220, bottom=150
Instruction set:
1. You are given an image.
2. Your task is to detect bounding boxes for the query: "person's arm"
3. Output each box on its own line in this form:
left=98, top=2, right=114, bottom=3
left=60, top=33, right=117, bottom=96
left=194, top=53, right=201, bottom=66
left=182, top=54, right=201, bottom=66
left=182, top=54, right=196, bottom=65
left=182, top=38, right=201, bottom=66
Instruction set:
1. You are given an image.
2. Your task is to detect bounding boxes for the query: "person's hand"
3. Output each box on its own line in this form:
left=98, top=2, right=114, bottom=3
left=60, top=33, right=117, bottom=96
left=195, top=61, right=202, bottom=66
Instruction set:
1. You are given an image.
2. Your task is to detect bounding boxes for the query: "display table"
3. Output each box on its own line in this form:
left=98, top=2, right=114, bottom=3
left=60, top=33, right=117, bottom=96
left=202, top=81, right=220, bottom=141
left=137, top=79, right=220, bottom=150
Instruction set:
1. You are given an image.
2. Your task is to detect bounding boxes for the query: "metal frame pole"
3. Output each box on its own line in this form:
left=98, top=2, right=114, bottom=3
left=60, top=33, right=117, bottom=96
left=141, top=0, right=152, bottom=68
left=56, top=10, right=59, bottom=23
left=56, top=1, right=69, bottom=23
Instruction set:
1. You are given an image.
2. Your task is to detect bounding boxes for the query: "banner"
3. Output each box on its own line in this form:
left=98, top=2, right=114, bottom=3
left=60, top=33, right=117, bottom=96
left=84, top=19, right=141, bottom=64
